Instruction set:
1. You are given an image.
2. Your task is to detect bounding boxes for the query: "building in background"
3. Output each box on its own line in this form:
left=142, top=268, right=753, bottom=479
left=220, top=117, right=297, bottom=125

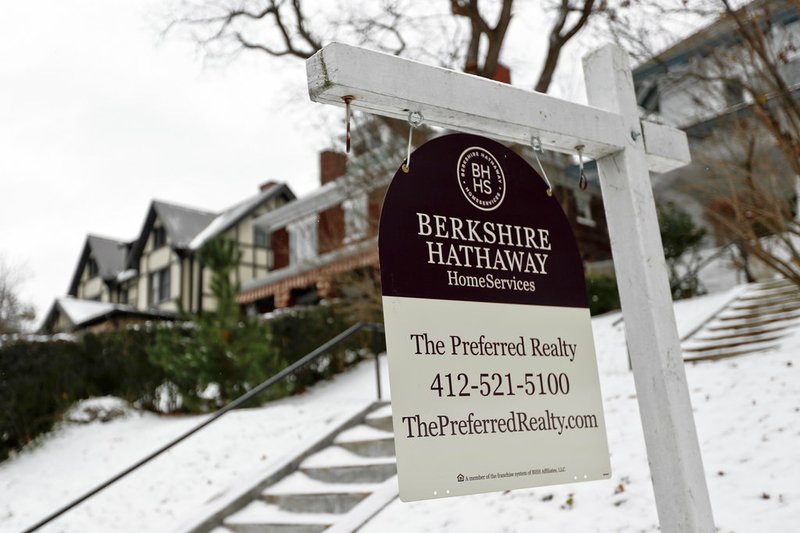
left=41, top=182, right=295, bottom=333
left=633, top=0, right=800, bottom=243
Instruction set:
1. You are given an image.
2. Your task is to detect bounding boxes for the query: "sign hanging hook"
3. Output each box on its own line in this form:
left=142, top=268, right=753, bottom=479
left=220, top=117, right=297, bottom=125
left=530, top=135, right=553, bottom=197
left=575, top=144, right=588, bottom=191
left=343, top=95, right=354, bottom=153
left=401, top=111, right=424, bottom=173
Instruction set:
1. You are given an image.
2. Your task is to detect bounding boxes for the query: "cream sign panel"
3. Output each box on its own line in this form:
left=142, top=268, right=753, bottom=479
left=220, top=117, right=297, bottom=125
left=378, top=134, right=611, bottom=502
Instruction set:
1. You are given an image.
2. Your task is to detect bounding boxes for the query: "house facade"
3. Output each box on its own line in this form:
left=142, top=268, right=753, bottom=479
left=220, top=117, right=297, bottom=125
left=42, top=182, right=295, bottom=333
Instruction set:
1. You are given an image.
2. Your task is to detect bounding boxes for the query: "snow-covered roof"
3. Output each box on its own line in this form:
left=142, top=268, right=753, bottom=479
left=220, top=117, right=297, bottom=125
left=55, top=298, right=125, bottom=327
left=189, top=183, right=294, bottom=251
left=252, top=175, right=388, bottom=233
left=115, top=269, right=137, bottom=283
left=40, top=297, right=176, bottom=333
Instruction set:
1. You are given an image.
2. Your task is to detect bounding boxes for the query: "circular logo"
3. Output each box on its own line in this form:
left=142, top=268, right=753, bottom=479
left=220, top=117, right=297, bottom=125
left=457, top=147, right=506, bottom=211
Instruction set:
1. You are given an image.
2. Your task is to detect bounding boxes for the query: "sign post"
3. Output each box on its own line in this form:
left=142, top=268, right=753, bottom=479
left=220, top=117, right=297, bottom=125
left=306, top=43, right=715, bottom=532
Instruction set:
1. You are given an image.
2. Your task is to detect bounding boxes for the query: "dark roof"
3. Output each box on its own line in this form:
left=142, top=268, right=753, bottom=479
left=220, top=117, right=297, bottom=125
left=87, top=235, right=129, bottom=278
left=67, top=234, right=131, bottom=296
left=153, top=200, right=217, bottom=248
left=127, top=184, right=295, bottom=266
left=127, top=200, right=216, bottom=267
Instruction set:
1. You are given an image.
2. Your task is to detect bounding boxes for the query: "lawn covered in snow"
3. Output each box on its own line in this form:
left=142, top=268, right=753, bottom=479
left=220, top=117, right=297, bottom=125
left=2, top=286, right=798, bottom=532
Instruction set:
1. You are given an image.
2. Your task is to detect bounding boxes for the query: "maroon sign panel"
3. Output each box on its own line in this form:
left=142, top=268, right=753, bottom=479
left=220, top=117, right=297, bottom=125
left=379, top=133, right=587, bottom=308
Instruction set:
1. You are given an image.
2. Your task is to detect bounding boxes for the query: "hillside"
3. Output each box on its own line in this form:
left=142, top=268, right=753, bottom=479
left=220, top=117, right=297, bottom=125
left=1, top=286, right=798, bottom=532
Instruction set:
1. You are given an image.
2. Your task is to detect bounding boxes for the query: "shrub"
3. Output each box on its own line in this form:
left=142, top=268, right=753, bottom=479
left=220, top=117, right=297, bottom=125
left=585, top=275, right=620, bottom=316
left=0, top=329, right=164, bottom=460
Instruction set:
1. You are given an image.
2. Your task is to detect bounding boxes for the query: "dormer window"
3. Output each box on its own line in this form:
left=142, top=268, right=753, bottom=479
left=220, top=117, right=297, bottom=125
left=254, top=227, right=268, bottom=248
left=87, top=257, right=99, bottom=278
left=343, top=193, right=368, bottom=243
left=153, top=226, right=167, bottom=249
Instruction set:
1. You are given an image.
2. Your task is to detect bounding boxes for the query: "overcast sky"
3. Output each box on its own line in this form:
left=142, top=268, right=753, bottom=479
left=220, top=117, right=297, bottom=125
left=0, top=0, right=628, bottom=327
left=0, top=0, right=338, bottom=325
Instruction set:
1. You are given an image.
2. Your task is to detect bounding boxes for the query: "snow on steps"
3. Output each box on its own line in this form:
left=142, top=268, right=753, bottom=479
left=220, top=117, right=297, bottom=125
left=682, top=279, right=800, bottom=362
left=175, top=401, right=398, bottom=533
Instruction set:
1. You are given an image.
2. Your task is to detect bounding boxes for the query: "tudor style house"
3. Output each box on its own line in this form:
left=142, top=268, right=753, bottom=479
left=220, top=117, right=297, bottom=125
left=42, top=182, right=295, bottom=333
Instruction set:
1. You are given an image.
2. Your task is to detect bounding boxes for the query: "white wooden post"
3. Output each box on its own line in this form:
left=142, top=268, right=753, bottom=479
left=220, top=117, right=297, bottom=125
left=795, top=175, right=800, bottom=220
left=306, top=42, right=715, bottom=532
left=584, top=45, right=715, bottom=532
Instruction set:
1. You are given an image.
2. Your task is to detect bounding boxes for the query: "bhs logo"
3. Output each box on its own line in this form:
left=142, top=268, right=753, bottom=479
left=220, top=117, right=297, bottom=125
left=457, top=147, right=505, bottom=211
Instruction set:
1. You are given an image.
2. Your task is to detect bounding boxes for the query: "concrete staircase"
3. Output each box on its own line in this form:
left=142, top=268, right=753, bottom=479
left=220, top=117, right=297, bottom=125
left=682, top=279, right=800, bottom=362
left=182, top=402, right=398, bottom=533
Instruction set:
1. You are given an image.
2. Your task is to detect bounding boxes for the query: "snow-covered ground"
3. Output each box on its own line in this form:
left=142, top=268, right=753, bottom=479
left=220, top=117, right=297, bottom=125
left=2, top=286, right=799, bottom=532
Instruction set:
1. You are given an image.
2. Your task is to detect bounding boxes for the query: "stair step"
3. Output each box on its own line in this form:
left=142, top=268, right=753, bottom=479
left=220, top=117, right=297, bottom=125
left=717, top=306, right=800, bottom=322
left=740, top=284, right=798, bottom=299
left=224, top=501, right=337, bottom=533
left=691, top=323, right=790, bottom=342
left=726, top=301, right=800, bottom=316
left=364, top=404, right=393, bottom=432
left=334, top=424, right=395, bottom=457
left=684, top=322, right=790, bottom=340
left=684, top=342, right=779, bottom=362
left=300, top=447, right=397, bottom=484
left=262, top=472, right=378, bottom=513
left=210, top=528, right=236, bottom=533
left=682, top=332, right=786, bottom=353
left=709, top=311, right=800, bottom=330
left=730, top=293, right=800, bottom=309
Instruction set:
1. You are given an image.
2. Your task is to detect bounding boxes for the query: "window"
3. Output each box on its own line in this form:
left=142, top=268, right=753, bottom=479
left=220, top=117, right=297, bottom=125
left=723, top=79, right=744, bottom=107
left=254, top=227, right=268, bottom=248
left=343, top=193, right=368, bottom=243
left=87, top=257, right=99, bottom=278
left=149, top=268, right=171, bottom=305
left=153, top=226, right=167, bottom=249
left=287, top=215, right=318, bottom=265
left=575, top=192, right=596, bottom=227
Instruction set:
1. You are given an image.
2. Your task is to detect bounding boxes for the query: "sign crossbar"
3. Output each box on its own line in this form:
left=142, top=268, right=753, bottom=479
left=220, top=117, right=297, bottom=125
left=307, top=43, right=689, bottom=173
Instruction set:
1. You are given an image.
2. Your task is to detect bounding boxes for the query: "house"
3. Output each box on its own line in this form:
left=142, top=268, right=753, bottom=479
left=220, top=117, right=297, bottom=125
left=42, top=181, right=295, bottom=333
left=237, top=120, right=612, bottom=314
left=632, top=0, right=800, bottom=240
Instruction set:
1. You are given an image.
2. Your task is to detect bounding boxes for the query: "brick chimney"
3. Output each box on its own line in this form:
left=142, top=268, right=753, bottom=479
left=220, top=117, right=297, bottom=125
left=259, top=180, right=277, bottom=192
left=464, top=63, right=512, bottom=85
left=493, top=64, right=511, bottom=85
left=320, top=150, right=347, bottom=185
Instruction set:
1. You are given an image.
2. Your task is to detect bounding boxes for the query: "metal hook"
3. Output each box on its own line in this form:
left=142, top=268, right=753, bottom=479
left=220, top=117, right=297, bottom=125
left=401, top=111, right=424, bottom=173
left=343, top=95, right=354, bottom=153
left=530, top=135, right=553, bottom=197
left=575, top=144, right=588, bottom=191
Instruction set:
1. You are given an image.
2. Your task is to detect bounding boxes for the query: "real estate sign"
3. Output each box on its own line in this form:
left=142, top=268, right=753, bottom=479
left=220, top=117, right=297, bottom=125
left=379, top=133, right=611, bottom=502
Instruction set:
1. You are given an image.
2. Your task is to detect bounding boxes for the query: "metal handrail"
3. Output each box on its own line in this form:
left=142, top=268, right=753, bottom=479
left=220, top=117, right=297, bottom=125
left=21, top=321, right=385, bottom=533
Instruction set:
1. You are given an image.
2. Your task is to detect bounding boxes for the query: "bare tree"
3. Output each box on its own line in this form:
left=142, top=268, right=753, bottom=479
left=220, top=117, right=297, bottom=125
left=605, top=0, right=800, bottom=283
left=168, top=0, right=605, bottom=93
left=0, top=256, right=35, bottom=334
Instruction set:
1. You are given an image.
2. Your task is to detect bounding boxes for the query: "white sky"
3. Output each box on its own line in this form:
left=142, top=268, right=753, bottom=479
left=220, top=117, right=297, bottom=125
left=1, top=0, right=332, bottom=325
left=0, top=0, right=679, bottom=327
